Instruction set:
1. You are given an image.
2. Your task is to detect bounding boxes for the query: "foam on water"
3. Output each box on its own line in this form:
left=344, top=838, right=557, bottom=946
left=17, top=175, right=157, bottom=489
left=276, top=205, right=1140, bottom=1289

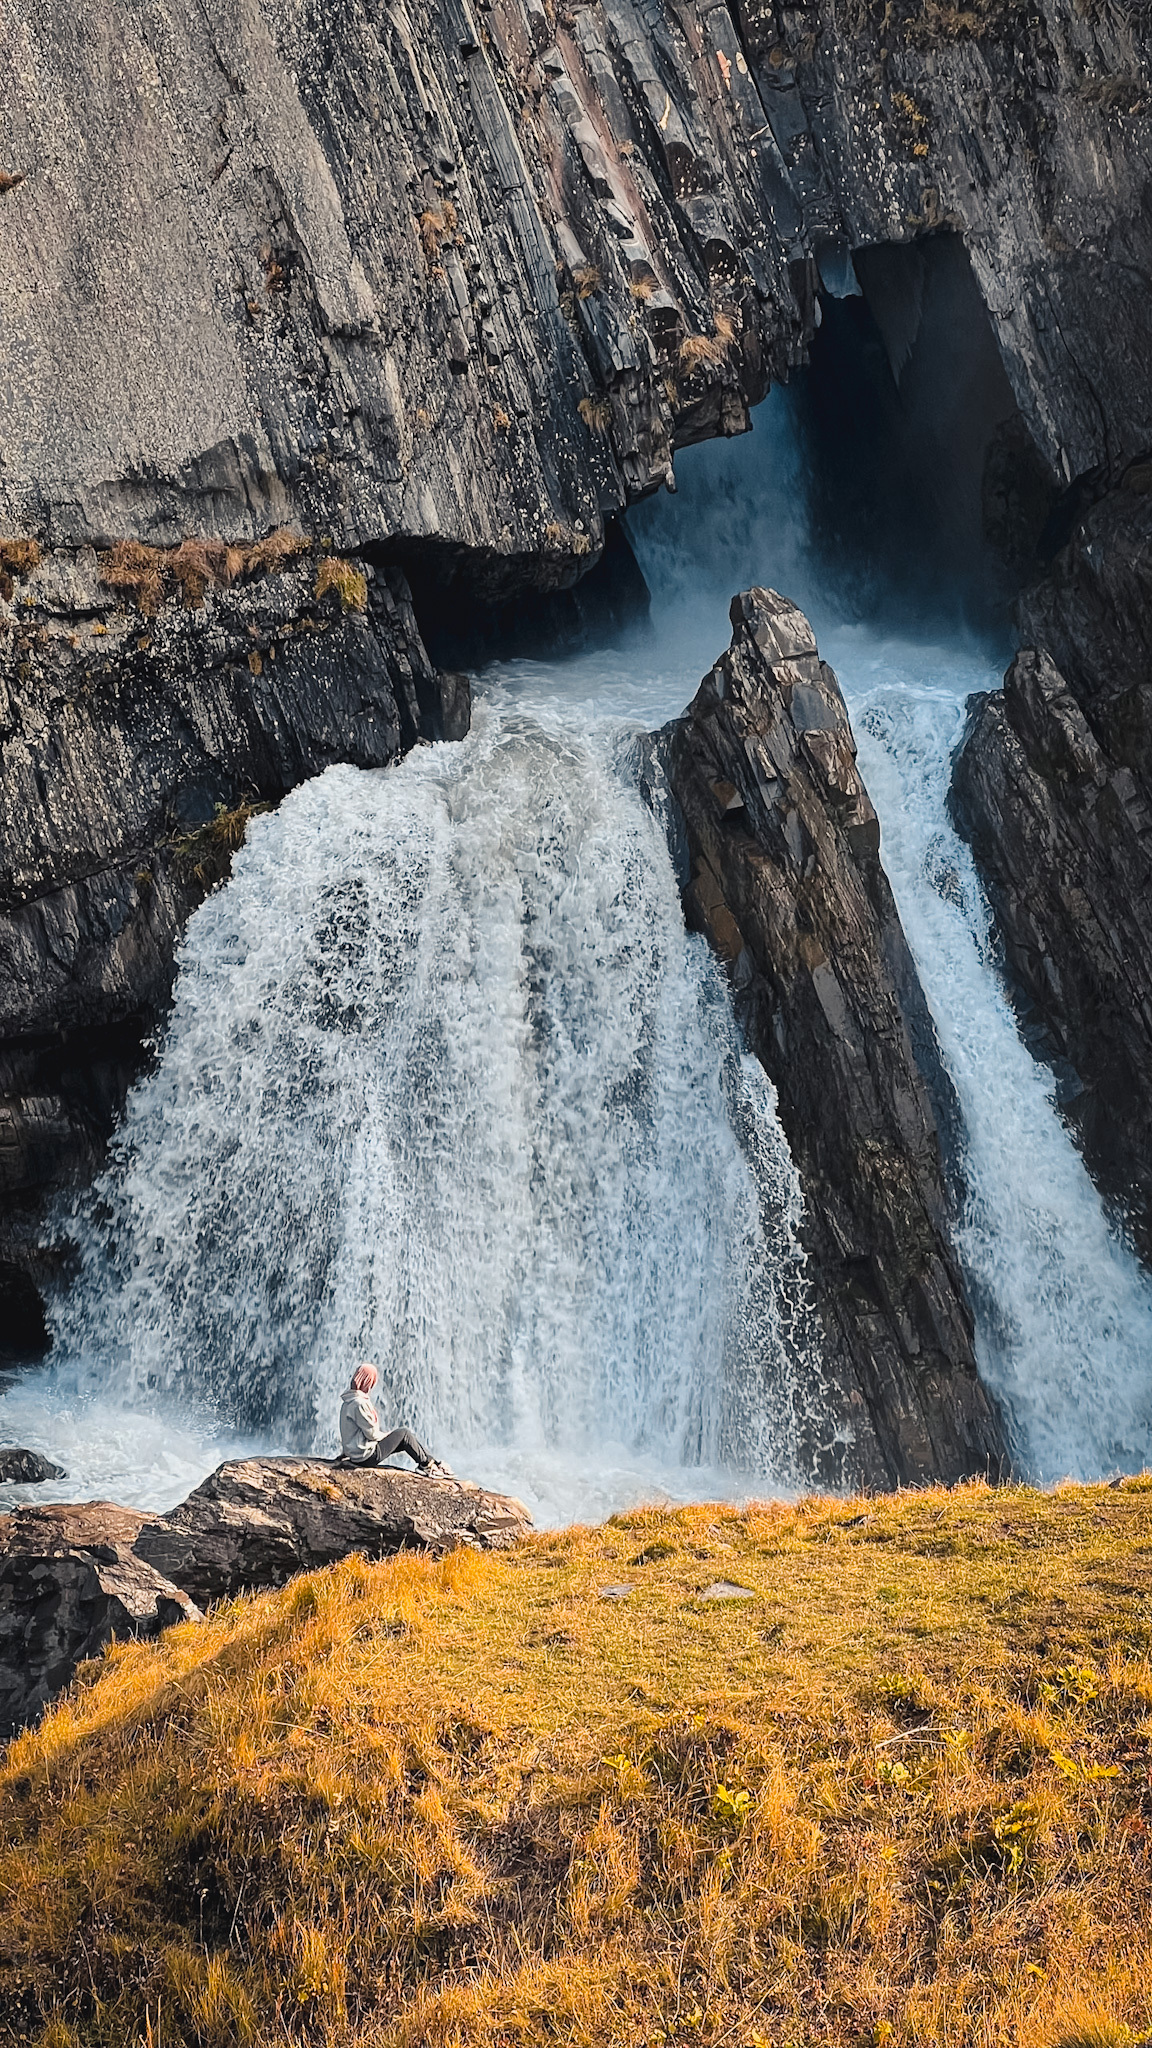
left=6, top=390, right=1151, bottom=1514
left=24, top=688, right=816, bottom=1522
left=629, top=409, right=1152, bottom=1480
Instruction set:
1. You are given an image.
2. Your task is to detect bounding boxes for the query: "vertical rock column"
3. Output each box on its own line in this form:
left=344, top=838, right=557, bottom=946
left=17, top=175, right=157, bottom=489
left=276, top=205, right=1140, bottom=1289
left=666, top=588, right=1004, bottom=1489
left=951, top=480, right=1152, bottom=1261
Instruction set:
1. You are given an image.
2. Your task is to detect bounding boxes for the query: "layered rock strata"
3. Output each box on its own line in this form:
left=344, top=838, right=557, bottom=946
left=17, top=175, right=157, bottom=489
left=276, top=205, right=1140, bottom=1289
left=2, top=0, right=1148, bottom=1369
left=951, top=472, right=1152, bottom=1259
left=666, top=587, right=1004, bottom=1488
left=0, top=539, right=464, bottom=1278
left=0, top=1461, right=532, bottom=1733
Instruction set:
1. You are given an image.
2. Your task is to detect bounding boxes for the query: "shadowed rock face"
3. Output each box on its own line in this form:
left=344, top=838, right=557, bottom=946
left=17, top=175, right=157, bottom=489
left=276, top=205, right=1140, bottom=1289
left=0, top=548, right=461, bottom=1249
left=666, top=588, right=1005, bottom=1489
left=951, top=477, right=1152, bottom=1260
left=0, top=1463, right=532, bottom=1732
left=0, top=1501, right=202, bottom=1736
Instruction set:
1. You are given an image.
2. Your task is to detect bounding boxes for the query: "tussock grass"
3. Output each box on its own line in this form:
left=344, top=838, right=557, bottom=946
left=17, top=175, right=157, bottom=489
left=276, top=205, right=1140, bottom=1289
left=418, top=203, right=459, bottom=273
left=678, top=316, right=736, bottom=376
left=4, top=1481, right=1152, bottom=2047
left=99, top=529, right=309, bottom=616
left=314, top=555, right=368, bottom=612
left=577, top=394, right=613, bottom=435
left=0, top=536, right=41, bottom=603
left=170, top=796, right=276, bottom=886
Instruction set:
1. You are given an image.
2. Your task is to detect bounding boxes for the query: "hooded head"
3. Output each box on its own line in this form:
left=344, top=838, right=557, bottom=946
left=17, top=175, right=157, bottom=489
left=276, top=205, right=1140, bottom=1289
left=351, top=1363, right=378, bottom=1394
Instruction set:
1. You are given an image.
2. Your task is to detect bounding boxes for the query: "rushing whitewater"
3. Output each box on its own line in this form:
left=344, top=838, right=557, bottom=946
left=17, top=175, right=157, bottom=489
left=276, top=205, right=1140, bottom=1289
left=44, top=690, right=817, bottom=1520
left=8, top=388, right=1152, bottom=1515
left=629, top=409, right=1152, bottom=1482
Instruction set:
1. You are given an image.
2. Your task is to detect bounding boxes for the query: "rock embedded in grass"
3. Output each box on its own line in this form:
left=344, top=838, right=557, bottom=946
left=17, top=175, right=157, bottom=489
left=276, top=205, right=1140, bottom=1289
left=0, top=1460, right=532, bottom=1733
left=132, top=1458, right=534, bottom=1610
left=0, top=1501, right=200, bottom=1736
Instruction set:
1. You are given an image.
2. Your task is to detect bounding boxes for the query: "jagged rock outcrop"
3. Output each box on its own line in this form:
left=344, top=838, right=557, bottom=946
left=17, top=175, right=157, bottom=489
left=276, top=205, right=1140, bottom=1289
left=951, top=471, right=1152, bottom=1258
left=0, top=1462, right=532, bottom=1733
left=737, top=1, right=1151, bottom=486
left=133, top=1457, right=534, bottom=1608
left=2, top=0, right=1148, bottom=1328
left=666, top=587, right=1004, bottom=1488
left=0, top=1500, right=201, bottom=1736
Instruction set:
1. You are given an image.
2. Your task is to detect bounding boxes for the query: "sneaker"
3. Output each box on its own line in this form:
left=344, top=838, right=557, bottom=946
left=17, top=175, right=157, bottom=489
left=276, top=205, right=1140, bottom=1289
left=420, top=1458, right=454, bottom=1481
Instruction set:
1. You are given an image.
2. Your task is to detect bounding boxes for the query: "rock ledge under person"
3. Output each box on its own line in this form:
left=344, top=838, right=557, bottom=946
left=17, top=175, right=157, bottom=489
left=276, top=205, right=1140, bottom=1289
left=337, top=1364, right=452, bottom=1478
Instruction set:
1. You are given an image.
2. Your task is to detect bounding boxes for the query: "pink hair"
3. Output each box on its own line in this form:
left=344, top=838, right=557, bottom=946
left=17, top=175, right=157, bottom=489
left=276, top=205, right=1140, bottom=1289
left=351, top=1363, right=378, bottom=1393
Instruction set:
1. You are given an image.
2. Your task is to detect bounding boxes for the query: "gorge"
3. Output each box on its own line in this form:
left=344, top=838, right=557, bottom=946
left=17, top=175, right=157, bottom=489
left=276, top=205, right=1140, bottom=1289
left=2, top=0, right=1151, bottom=1523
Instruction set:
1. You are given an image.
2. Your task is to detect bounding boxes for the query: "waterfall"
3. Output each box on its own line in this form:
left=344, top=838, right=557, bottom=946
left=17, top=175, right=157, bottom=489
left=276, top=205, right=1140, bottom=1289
left=42, top=685, right=817, bottom=1520
left=628, top=406, right=1152, bottom=1481
left=8, top=389, right=1151, bottom=1514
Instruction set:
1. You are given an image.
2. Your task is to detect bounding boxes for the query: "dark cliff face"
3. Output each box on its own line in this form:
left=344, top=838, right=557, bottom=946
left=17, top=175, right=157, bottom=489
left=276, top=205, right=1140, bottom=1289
left=667, top=589, right=1004, bottom=1489
left=951, top=473, right=1152, bottom=1259
left=1, top=1, right=1147, bottom=1449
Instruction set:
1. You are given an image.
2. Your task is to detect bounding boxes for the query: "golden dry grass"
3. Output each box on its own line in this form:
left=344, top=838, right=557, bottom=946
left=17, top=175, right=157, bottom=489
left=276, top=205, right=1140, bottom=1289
left=0, top=536, right=41, bottom=602
left=98, top=530, right=308, bottom=616
left=4, top=1481, right=1152, bottom=2048
left=314, top=555, right=368, bottom=612
left=170, top=796, right=276, bottom=886
left=577, top=394, right=613, bottom=435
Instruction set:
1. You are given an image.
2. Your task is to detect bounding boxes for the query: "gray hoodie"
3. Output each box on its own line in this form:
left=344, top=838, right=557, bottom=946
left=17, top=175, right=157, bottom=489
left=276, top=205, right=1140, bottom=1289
left=339, top=1386, right=383, bottom=1462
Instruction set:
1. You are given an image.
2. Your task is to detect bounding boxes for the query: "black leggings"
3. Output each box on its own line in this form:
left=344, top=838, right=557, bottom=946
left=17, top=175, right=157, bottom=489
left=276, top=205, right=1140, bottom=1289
left=365, top=1427, right=431, bottom=1469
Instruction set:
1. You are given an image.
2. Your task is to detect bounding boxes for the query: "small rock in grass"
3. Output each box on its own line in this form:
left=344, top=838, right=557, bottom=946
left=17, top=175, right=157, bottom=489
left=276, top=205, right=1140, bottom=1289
left=598, top=1585, right=634, bottom=1601
left=699, top=1580, right=756, bottom=1600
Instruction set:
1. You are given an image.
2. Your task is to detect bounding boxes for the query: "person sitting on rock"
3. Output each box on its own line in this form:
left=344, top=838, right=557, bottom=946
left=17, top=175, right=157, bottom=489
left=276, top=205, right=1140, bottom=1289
left=338, top=1364, right=452, bottom=1477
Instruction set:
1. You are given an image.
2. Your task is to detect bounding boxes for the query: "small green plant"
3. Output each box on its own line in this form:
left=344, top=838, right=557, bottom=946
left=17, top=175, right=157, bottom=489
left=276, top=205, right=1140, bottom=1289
left=712, top=1782, right=752, bottom=1828
left=989, top=1796, right=1044, bottom=1876
left=171, top=797, right=275, bottom=886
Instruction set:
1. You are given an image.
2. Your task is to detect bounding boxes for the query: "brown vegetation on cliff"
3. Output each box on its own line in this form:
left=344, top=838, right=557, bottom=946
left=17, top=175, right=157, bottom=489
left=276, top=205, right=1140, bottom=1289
left=98, top=529, right=310, bottom=616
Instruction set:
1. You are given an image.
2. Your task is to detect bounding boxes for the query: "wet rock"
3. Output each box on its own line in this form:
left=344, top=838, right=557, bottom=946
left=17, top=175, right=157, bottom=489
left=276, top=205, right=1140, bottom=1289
left=0, top=1501, right=199, bottom=1736
left=951, top=480, right=1152, bottom=1258
left=0, top=550, right=454, bottom=1251
left=0, top=1448, right=65, bottom=1484
left=2, top=0, right=1148, bottom=1284
left=665, top=588, right=1005, bottom=1491
left=132, top=1458, right=534, bottom=1610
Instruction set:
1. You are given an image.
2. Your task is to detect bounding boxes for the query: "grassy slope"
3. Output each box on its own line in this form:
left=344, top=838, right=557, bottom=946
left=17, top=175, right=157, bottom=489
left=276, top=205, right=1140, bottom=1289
left=3, top=1481, right=1152, bottom=2048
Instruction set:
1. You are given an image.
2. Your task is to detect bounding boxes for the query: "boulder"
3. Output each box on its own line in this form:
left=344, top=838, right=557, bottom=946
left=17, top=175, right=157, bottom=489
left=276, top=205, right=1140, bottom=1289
left=0, top=1466, right=532, bottom=1735
left=665, top=588, right=1004, bottom=1491
left=131, top=1459, right=534, bottom=1610
left=0, top=1447, right=65, bottom=1483
left=0, top=1501, right=199, bottom=1737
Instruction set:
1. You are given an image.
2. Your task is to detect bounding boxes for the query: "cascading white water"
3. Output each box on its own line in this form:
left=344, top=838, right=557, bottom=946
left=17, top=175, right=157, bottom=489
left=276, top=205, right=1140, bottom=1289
left=6, top=387, right=1151, bottom=1512
left=628, top=406, right=1152, bottom=1481
left=29, top=683, right=817, bottom=1521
